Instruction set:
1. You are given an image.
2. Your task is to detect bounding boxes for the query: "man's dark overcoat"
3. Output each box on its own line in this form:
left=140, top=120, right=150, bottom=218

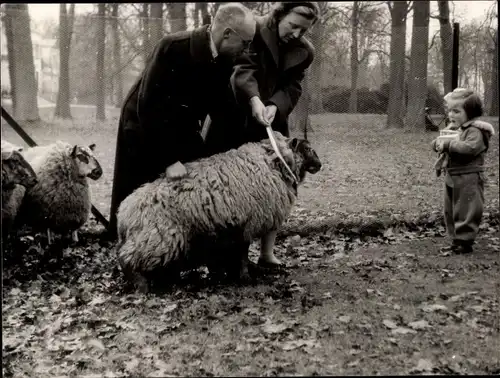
left=109, top=25, right=233, bottom=236
left=205, top=14, right=315, bottom=156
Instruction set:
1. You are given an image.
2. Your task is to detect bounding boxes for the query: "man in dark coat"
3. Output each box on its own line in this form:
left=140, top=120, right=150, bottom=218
left=108, top=3, right=256, bottom=239
left=204, top=2, right=319, bottom=268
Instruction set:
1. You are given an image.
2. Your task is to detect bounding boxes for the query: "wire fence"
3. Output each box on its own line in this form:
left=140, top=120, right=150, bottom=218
left=1, top=4, right=498, bottom=234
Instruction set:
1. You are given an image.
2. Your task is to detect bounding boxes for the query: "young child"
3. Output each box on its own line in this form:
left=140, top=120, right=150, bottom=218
left=431, top=88, right=495, bottom=254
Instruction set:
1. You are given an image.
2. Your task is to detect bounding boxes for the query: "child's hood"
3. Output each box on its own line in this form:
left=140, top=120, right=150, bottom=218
left=463, top=119, right=496, bottom=140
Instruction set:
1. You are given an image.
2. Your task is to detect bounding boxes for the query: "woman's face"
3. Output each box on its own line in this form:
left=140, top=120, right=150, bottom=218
left=278, top=11, right=314, bottom=44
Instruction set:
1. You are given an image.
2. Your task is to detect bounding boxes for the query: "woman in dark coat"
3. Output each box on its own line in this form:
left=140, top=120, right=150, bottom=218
left=205, top=2, right=320, bottom=268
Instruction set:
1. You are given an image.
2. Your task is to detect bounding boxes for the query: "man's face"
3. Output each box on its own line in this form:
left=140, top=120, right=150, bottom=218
left=278, top=11, right=314, bottom=44
left=219, top=22, right=255, bottom=60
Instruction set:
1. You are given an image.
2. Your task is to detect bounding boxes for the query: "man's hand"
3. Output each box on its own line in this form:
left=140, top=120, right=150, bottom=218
left=250, top=96, right=270, bottom=126
left=166, top=161, right=187, bottom=180
left=264, top=104, right=277, bottom=125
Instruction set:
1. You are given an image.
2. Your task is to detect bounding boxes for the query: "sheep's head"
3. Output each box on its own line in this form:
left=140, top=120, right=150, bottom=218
left=1, top=140, right=24, bottom=153
left=287, top=138, right=322, bottom=182
left=1, top=150, right=37, bottom=189
left=70, top=143, right=103, bottom=180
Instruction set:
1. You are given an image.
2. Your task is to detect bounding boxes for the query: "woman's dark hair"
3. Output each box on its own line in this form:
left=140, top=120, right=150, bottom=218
left=270, top=2, right=320, bottom=25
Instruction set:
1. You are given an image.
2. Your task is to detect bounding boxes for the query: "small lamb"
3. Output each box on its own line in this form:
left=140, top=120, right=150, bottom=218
left=17, top=141, right=103, bottom=244
left=116, top=133, right=322, bottom=292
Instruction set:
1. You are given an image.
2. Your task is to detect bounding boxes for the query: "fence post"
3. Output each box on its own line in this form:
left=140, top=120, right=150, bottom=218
left=452, top=22, right=460, bottom=90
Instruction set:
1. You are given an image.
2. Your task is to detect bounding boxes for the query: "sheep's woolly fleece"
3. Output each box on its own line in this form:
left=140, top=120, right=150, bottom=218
left=117, top=134, right=313, bottom=275
left=19, top=141, right=93, bottom=233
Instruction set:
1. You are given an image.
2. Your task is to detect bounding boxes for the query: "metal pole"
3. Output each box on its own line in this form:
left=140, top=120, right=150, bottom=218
left=452, top=22, right=460, bottom=90
left=1, top=105, right=110, bottom=230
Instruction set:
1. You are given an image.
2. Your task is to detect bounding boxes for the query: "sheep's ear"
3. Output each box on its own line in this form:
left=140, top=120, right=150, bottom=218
left=288, top=138, right=300, bottom=151
left=71, top=145, right=78, bottom=157
left=89, top=143, right=96, bottom=151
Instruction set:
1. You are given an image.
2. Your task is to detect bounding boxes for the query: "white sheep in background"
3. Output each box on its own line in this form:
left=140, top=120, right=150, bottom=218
left=2, top=139, right=24, bottom=153
left=116, top=133, right=322, bottom=292
left=16, top=141, right=103, bottom=245
left=1, top=148, right=38, bottom=237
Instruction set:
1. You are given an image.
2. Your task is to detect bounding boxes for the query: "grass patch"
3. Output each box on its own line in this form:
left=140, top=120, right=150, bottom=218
left=2, top=109, right=497, bottom=235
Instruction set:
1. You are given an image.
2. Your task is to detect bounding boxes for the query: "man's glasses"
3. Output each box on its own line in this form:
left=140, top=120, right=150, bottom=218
left=228, top=27, right=253, bottom=52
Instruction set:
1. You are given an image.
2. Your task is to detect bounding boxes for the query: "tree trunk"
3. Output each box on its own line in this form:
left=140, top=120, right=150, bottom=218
left=55, top=4, right=74, bottom=119
left=167, top=3, right=187, bottom=33
left=308, top=14, right=324, bottom=114
left=200, top=3, right=211, bottom=25
left=141, top=4, right=150, bottom=61
left=150, top=3, right=163, bottom=45
left=489, top=28, right=498, bottom=116
left=405, top=0, right=430, bottom=130
left=193, top=3, right=211, bottom=28
left=288, top=74, right=311, bottom=135
left=96, top=3, right=106, bottom=121
left=111, top=4, right=123, bottom=108
left=193, top=3, right=200, bottom=28
left=437, top=0, right=453, bottom=95
left=4, top=4, right=39, bottom=122
left=386, top=1, right=407, bottom=128
left=349, top=1, right=359, bottom=113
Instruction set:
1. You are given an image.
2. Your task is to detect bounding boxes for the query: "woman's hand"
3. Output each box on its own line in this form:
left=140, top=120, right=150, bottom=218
left=250, top=96, right=270, bottom=126
left=264, top=105, right=277, bottom=125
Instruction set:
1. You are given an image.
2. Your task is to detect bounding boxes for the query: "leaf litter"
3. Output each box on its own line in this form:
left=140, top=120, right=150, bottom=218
left=2, top=212, right=499, bottom=376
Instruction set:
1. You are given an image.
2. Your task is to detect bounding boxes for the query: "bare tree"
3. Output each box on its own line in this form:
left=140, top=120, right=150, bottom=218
left=149, top=3, right=163, bottom=44
left=386, top=1, right=408, bottom=128
left=167, top=3, right=187, bottom=33
left=4, top=4, right=39, bottom=122
left=405, top=0, right=430, bottom=130
left=307, top=2, right=335, bottom=114
left=193, top=2, right=211, bottom=27
left=349, top=1, right=360, bottom=113
left=111, top=3, right=123, bottom=107
left=141, top=4, right=150, bottom=61
left=55, top=4, right=75, bottom=119
left=96, top=3, right=106, bottom=121
left=437, top=0, right=453, bottom=94
left=490, top=27, right=498, bottom=116
left=200, top=3, right=211, bottom=25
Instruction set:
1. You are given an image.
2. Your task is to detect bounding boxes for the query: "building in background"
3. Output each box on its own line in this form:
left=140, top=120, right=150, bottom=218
left=0, top=24, right=59, bottom=102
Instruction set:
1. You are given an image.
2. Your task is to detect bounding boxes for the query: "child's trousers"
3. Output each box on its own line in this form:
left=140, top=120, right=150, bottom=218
left=444, top=172, right=485, bottom=244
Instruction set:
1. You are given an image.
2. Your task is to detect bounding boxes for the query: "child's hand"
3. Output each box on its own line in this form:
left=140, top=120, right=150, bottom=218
left=435, top=139, right=444, bottom=152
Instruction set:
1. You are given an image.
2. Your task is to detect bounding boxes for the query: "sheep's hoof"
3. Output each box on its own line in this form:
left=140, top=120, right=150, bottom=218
left=71, top=231, right=79, bottom=244
left=135, top=278, right=150, bottom=294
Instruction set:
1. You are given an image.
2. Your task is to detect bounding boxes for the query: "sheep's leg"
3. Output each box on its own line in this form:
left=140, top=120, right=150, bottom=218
left=47, top=228, right=53, bottom=245
left=71, top=230, right=79, bottom=243
left=258, top=230, right=281, bottom=266
left=225, top=241, right=252, bottom=284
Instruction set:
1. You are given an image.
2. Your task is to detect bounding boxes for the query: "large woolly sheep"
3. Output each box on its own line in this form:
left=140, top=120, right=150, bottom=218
left=16, top=141, right=103, bottom=244
left=1, top=148, right=38, bottom=237
left=116, top=133, right=322, bottom=292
